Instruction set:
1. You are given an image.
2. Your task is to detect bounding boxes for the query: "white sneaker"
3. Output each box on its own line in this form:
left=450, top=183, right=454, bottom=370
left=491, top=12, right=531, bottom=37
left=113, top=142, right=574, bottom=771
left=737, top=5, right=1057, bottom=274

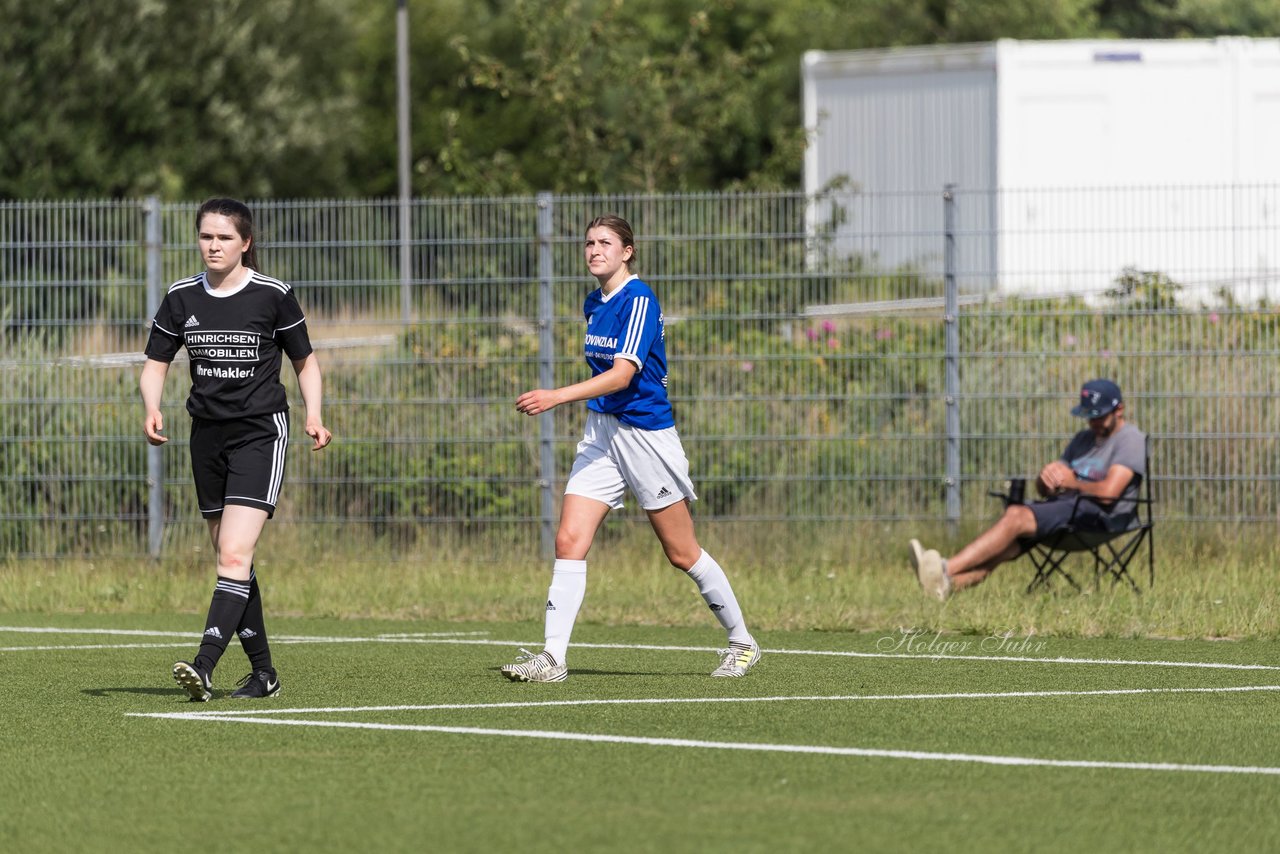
left=711, top=639, right=761, bottom=677
left=909, top=539, right=952, bottom=602
left=501, top=648, right=567, bottom=683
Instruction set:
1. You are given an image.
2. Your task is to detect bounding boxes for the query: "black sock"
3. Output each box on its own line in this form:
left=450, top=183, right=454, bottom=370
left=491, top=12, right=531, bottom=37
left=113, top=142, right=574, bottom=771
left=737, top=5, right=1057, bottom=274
left=235, top=567, right=273, bottom=673
left=193, top=576, right=251, bottom=676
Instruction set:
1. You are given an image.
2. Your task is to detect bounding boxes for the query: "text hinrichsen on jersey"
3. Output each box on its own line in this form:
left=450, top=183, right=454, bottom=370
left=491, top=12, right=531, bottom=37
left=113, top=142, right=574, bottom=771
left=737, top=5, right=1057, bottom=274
left=185, top=331, right=259, bottom=361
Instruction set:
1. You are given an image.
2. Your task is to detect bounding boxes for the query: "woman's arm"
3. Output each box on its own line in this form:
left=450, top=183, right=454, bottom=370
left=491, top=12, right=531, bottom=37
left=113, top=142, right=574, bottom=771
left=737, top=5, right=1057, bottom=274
left=139, top=358, right=170, bottom=445
left=516, top=359, right=638, bottom=416
left=290, top=353, right=332, bottom=450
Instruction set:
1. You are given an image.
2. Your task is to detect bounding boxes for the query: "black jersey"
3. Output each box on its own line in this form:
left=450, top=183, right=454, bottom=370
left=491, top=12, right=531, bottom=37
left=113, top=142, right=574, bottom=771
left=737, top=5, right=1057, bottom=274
left=145, top=271, right=314, bottom=421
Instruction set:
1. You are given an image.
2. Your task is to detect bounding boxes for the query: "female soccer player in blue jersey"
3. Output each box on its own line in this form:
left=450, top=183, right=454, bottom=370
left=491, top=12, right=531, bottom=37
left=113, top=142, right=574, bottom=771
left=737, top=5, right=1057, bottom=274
left=140, top=198, right=332, bottom=701
left=502, top=214, right=760, bottom=682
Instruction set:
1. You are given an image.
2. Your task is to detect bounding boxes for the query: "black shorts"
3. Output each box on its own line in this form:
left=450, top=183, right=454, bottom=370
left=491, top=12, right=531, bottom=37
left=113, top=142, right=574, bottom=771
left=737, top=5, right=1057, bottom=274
left=189, top=412, right=290, bottom=519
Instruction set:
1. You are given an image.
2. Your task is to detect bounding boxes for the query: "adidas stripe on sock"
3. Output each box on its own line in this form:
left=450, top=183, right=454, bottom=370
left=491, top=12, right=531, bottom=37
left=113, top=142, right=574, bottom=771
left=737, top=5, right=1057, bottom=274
left=235, top=567, right=273, bottom=672
left=193, top=575, right=251, bottom=675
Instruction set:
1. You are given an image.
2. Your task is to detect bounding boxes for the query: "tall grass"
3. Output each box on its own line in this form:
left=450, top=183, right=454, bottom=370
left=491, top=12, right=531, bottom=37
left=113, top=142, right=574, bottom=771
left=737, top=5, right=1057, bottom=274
left=4, top=521, right=1277, bottom=640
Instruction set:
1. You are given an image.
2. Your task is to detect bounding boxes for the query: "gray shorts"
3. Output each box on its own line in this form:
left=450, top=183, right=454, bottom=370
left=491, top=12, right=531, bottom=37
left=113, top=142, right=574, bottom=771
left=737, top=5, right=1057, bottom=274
left=1025, top=495, right=1116, bottom=539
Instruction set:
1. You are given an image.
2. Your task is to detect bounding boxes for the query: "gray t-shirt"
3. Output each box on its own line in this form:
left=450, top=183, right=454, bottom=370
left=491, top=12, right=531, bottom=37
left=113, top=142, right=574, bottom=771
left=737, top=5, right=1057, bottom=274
left=1060, top=421, right=1146, bottom=521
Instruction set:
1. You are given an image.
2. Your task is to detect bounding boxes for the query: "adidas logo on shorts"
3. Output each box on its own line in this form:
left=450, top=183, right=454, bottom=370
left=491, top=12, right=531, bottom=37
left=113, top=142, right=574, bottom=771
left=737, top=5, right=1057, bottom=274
left=184, top=315, right=200, bottom=328
left=546, top=600, right=557, bottom=611
left=656, top=486, right=672, bottom=499
left=203, top=626, right=223, bottom=639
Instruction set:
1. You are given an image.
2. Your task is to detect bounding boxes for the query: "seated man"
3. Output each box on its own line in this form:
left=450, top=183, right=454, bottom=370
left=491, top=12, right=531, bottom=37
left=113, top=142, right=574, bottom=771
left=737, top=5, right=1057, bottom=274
left=910, top=378, right=1146, bottom=601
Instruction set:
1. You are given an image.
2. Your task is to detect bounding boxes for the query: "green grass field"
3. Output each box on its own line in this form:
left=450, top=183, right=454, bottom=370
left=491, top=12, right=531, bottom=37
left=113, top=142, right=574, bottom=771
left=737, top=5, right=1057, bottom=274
left=3, top=613, right=1278, bottom=853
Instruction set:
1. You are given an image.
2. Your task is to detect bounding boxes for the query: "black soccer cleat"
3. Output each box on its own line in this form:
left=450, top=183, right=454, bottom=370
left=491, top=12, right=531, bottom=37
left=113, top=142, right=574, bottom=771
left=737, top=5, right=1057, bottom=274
left=172, top=660, right=213, bottom=702
left=230, top=669, right=281, bottom=699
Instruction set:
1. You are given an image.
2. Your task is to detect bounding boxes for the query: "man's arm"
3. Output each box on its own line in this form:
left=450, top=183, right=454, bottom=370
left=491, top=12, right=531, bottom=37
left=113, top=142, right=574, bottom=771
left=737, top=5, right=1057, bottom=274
left=1037, top=460, right=1133, bottom=503
left=1071, top=464, right=1134, bottom=503
left=1036, top=460, right=1070, bottom=497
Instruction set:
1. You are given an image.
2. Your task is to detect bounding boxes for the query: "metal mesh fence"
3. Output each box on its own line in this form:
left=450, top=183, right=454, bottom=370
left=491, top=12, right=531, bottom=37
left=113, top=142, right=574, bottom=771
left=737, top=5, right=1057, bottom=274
left=3, top=187, right=1278, bottom=559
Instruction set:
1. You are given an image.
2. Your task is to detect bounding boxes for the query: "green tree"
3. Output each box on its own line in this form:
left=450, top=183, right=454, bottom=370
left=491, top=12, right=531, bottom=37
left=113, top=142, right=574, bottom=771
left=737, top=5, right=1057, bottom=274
left=0, top=0, right=363, bottom=199
left=5, top=0, right=1279, bottom=198
left=429, top=0, right=812, bottom=193
left=363, top=0, right=1106, bottom=196
left=1095, top=0, right=1280, bottom=36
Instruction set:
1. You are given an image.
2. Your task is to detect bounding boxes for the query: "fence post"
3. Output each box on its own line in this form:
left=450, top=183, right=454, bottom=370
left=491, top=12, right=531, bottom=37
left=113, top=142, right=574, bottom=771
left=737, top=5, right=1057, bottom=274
left=943, top=185, right=961, bottom=530
left=396, top=0, right=413, bottom=324
left=536, top=193, right=557, bottom=559
left=144, top=196, right=164, bottom=557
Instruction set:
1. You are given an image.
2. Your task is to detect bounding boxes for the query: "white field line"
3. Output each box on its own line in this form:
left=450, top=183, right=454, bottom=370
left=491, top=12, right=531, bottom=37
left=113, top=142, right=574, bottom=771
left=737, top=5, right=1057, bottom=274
left=0, top=627, right=489, bottom=639
left=130, top=684, right=1280, bottom=719
left=126, top=690, right=1280, bottom=777
left=0, top=628, right=198, bottom=637
left=0, top=627, right=489, bottom=653
left=2, top=626, right=1277, bottom=672
left=2, top=642, right=196, bottom=652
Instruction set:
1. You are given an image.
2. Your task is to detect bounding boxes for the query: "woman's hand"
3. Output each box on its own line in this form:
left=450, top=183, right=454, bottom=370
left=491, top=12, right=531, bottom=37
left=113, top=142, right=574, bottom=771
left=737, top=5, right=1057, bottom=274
left=516, top=388, right=562, bottom=416
left=305, top=418, right=332, bottom=450
left=143, top=409, right=167, bottom=446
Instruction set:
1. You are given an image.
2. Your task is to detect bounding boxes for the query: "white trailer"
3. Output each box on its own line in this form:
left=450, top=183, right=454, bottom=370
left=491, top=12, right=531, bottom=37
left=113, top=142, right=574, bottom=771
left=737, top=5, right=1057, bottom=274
left=802, top=38, right=1280, bottom=301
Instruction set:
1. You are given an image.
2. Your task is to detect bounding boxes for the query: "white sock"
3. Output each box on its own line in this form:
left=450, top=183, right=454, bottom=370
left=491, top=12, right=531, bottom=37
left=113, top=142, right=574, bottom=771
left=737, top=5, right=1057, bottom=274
left=543, top=559, right=587, bottom=664
left=685, top=550, right=752, bottom=646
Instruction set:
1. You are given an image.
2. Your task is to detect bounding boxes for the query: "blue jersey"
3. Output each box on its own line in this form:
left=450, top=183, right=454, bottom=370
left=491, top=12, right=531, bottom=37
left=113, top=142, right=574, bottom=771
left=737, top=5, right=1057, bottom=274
left=582, top=276, right=674, bottom=429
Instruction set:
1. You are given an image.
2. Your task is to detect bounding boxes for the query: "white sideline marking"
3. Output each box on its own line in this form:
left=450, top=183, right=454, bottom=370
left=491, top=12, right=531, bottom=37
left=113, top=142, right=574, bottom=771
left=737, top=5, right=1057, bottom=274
left=0, top=627, right=489, bottom=653
left=2, top=626, right=1276, bottom=672
left=130, top=684, right=1280, bottom=719
left=1, top=643, right=195, bottom=652
left=577, top=643, right=1280, bottom=672
left=0, top=628, right=197, bottom=637
left=128, top=695, right=1280, bottom=777
left=374, top=632, right=492, bottom=638
left=0, top=627, right=488, bottom=639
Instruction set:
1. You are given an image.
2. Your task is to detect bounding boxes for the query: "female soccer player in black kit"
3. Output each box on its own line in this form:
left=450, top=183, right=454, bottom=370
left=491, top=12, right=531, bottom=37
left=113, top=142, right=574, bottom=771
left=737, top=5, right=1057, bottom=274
left=140, top=198, right=332, bottom=701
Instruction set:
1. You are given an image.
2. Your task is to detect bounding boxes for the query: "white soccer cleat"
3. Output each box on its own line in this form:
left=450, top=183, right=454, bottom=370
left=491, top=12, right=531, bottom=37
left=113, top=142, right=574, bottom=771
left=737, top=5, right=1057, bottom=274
left=501, top=648, right=568, bottom=683
left=711, top=639, right=761, bottom=677
left=909, top=538, right=952, bottom=601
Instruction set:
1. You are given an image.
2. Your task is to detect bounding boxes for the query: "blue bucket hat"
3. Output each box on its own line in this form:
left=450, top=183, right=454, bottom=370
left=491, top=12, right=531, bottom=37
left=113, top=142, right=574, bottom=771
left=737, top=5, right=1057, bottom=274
left=1071, top=379, right=1123, bottom=418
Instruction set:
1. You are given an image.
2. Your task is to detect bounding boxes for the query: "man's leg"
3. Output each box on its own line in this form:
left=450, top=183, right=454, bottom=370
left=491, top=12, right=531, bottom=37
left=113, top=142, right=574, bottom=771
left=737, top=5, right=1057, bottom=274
left=948, top=543, right=1024, bottom=590
left=945, top=504, right=1039, bottom=590
left=913, top=503, right=1041, bottom=599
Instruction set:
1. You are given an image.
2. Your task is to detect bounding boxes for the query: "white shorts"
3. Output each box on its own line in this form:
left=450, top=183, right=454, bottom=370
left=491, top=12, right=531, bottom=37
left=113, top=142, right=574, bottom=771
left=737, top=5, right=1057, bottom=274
left=564, top=411, right=697, bottom=511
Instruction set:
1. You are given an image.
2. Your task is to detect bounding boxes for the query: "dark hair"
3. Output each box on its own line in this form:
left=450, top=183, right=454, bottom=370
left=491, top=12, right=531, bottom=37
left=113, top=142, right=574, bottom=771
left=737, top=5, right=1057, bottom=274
left=586, top=214, right=637, bottom=271
left=196, top=197, right=259, bottom=271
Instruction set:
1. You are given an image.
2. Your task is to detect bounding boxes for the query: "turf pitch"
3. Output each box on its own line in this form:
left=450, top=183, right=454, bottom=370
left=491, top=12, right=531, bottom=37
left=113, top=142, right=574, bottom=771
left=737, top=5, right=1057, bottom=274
left=2, top=615, right=1278, bottom=853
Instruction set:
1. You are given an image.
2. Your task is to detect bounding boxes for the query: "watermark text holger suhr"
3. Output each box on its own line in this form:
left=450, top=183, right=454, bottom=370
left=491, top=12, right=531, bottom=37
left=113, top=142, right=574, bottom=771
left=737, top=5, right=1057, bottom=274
left=876, top=627, right=1048, bottom=656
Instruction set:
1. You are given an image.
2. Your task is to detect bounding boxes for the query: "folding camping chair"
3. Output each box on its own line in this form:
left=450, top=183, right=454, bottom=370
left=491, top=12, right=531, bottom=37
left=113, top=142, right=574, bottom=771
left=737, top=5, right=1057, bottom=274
left=990, top=449, right=1155, bottom=594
